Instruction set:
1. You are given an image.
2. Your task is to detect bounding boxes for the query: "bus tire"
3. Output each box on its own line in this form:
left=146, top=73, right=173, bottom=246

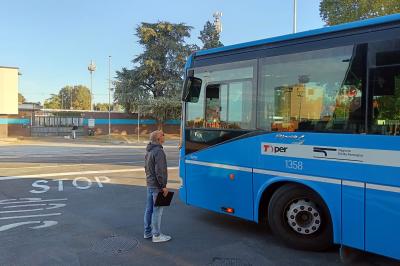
left=268, top=183, right=333, bottom=251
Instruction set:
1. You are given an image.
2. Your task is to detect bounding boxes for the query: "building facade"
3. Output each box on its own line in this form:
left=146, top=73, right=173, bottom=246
left=0, top=66, right=19, bottom=137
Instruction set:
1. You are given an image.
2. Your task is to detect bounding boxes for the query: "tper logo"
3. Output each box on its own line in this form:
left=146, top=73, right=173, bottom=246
left=263, top=144, right=288, bottom=153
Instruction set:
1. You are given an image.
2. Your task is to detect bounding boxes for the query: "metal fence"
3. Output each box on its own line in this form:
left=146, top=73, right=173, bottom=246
left=31, top=126, right=84, bottom=137
left=31, top=115, right=84, bottom=137
left=33, top=116, right=84, bottom=127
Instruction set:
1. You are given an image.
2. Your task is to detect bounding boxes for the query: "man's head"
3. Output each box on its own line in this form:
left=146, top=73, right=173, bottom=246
left=150, top=130, right=165, bottom=145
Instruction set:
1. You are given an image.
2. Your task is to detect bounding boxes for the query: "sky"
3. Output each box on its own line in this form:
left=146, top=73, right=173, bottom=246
left=0, top=0, right=324, bottom=104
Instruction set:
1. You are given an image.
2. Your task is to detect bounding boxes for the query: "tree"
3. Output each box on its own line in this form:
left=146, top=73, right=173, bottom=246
left=45, top=85, right=91, bottom=110
left=133, top=21, right=196, bottom=98
left=114, top=68, right=150, bottom=113
left=140, top=98, right=181, bottom=129
left=58, top=86, right=73, bottom=109
left=115, top=21, right=197, bottom=128
left=72, top=85, right=91, bottom=110
left=94, top=103, right=112, bottom=111
left=18, top=93, right=26, bottom=104
left=59, top=85, right=91, bottom=110
left=199, top=21, right=223, bottom=49
left=320, top=0, right=400, bottom=26
left=44, top=94, right=61, bottom=109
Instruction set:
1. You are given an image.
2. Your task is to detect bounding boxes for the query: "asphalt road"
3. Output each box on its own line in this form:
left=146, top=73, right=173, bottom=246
left=0, top=143, right=397, bottom=266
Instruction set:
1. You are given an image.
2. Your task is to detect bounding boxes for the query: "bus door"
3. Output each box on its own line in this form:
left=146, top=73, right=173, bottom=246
left=186, top=82, right=254, bottom=220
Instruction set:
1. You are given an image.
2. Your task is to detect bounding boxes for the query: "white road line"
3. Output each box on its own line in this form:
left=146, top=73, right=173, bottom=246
left=0, top=167, right=178, bottom=181
left=0, top=198, right=68, bottom=205
left=6, top=143, right=178, bottom=149
left=0, top=213, right=61, bottom=220
left=0, top=160, right=145, bottom=170
left=0, top=208, right=45, bottom=214
left=3, top=204, right=47, bottom=208
left=116, top=161, right=144, bottom=164
left=0, top=164, right=94, bottom=170
left=0, top=154, right=144, bottom=159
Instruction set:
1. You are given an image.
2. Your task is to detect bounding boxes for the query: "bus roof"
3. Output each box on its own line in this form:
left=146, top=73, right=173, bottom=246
left=195, top=13, right=400, bottom=57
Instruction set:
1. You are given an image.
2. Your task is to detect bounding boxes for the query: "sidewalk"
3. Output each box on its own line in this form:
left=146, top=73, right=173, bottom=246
left=0, top=135, right=180, bottom=148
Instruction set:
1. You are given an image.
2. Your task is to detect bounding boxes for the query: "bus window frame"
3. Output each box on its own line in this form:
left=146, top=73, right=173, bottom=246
left=185, top=59, right=258, bottom=131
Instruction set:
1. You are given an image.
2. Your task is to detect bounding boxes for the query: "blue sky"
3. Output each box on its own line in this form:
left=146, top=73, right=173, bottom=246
left=0, top=0, right=324, bottom=104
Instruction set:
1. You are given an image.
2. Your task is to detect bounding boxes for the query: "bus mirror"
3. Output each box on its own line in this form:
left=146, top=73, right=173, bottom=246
left=182, top=77, right=202, bottom=102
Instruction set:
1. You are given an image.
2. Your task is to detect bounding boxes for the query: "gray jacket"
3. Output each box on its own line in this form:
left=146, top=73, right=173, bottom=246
left=145, top=142, right=168, bottom=189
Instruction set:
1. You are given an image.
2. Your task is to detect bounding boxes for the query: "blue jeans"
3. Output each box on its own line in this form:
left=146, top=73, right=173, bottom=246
left=144, top=187, right=164, bottom=237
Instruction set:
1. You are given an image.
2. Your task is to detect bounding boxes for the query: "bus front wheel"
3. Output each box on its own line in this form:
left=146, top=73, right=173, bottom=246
left=267, top=184, right=333, bottom=251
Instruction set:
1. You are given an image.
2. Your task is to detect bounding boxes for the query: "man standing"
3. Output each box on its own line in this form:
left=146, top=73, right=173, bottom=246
left=71, top=124, right=78, bottom=139
left=144, top=130, right=171, bottom=242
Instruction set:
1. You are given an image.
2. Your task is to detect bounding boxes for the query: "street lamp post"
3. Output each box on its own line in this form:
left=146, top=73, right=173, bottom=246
left=293, top=0, right=297, bottom=33
left=88, top=60, right=96, bottom=111
left=137, top=105, right=140, bottom=143
left=108, top=56, right=112, bottom=138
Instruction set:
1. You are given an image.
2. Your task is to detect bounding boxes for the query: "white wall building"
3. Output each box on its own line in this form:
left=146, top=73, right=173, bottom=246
left=0, top=66, right=19, bottom=137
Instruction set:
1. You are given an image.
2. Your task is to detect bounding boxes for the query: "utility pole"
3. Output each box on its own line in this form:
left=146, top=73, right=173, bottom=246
left=108, top=56, right=111, bottom=137
left=88, top=60, right=96, bottom=111
left=293, top=0, right=297, bottom=33
left=137, top=105, right=140, bottom=143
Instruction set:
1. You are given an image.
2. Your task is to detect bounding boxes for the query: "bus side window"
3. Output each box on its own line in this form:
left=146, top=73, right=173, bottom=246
left=369, top=68, right=400, bottom=135
left=368, top=39, right=400, bottom=136
left=258, top=44, right=366, bottom=134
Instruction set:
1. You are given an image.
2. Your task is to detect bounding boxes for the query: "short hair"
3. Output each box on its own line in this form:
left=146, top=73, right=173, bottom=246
left=150, top=130, right=163, bottom=144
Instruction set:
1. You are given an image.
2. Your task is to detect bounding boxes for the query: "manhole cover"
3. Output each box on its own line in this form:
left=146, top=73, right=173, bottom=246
left=208, top=257, right=252, bottom=266
left=91, top=236, right=139, bottom=256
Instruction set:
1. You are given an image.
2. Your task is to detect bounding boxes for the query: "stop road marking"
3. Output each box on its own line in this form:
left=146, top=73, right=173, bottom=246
left=30, top=176, right=110, bottom=194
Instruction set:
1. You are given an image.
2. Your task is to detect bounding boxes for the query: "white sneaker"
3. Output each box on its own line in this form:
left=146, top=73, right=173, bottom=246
left=152, top=234, right=171, bottom=243
left=144, top=234, right=152, bottom=239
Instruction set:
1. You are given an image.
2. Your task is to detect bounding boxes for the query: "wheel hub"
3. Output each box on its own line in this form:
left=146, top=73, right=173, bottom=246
left=286, top=199, right=321, bottom=235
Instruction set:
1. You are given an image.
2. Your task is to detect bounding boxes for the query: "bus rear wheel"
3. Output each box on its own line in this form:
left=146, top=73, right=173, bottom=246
left=267, top=184, right=333, bottom=251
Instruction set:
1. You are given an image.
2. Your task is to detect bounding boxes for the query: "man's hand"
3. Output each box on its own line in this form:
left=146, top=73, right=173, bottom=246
left=162, top=187, right=168, bottom=197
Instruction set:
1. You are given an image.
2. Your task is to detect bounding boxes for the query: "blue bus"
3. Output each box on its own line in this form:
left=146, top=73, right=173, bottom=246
left=179, top=14, right=400, bottom=261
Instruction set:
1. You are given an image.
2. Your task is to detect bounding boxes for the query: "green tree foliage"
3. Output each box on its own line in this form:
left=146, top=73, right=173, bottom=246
left=320, top=0, right=400, bottom=26
left=44, top=94, right=61, bottom=109
left=140, top=98, right=181, bottom=129
left=114, top=21, right=196, bottom=127
left=18, top=93, right=26, bottom=104
left=133, top=21, right=196, bottom=98
left=94, top=103, right=111, bottom=111
left=58, top=86, right=73, bottom=109
left=72, top=85, right=91, bottom=110
left=45, top=85, right=91, bottom=110
left=114, top=68, right=150, bottom=113
left=199, top=21, right=223, bottom=49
